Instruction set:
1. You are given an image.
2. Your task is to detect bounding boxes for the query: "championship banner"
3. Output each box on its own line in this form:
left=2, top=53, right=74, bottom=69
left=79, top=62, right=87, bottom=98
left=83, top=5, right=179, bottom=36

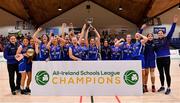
left=31, top=61, right=142, bottom=96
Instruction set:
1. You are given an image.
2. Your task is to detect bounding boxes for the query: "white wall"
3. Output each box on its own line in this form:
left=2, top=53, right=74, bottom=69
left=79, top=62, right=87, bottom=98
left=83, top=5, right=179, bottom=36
left=144, top=6, right=180, bottom=38
left=42, top=1, right=137, bottom=35
left=0, top=9, right=35, bottom=36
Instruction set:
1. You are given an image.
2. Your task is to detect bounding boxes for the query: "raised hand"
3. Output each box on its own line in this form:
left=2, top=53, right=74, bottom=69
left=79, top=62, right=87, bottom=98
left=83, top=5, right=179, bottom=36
left=141, top=24, right=147, bottom=29
left=62, top=23, right=66, bottom=27
left=50, top=32, right=54, bottom=37
left=119, top=38, right=125, bottom=42
left=82, top=24, right=86, bottom=29
left=50, top=36, right=54, bottom=41
left=37, top=27, right=42, bottom=32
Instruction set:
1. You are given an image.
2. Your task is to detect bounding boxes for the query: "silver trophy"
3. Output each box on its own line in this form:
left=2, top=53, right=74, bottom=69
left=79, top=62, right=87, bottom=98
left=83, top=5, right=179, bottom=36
left=26, top=48, right=35, bottom=57
left=87, top=17, right=93, bottom=24
left=86, top=17, right=94, bottom=31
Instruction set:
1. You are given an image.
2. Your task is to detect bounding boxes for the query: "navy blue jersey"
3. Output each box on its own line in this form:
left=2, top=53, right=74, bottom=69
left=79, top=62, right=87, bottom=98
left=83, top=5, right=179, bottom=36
left=132, top=41, right=145, bottom=68
left=38, top=42, right=49, bottom=61
left=62, top=44, right=70, bottom=60
left=144, top=40, right=156, bottom=68
left=49, top=44, right=62, bottom=61
left=70, top=45, right=82, bottom=60
left=110, top=46, right=122, bottom=60
left=21, top=44, right=34, bottom=61
left=3, top=43, right=19, bottom=64
left=81, top=45, right=88, bottom=60
left=88, top=45, right=98, bottom=60
left=101, top=46, right=111, bottom=60
left=20, top=45, right=29, bottom=54
left=132, top=41, right=144, bottom=57
left=154, top=37, right=170, bottom=58
left=122, top=42, right=134, bottom=60
left=144, top=41, right=156, bottom=60
left=18, top=44, right=33, bottom=73
left=154, top=23, right=176, bottom=57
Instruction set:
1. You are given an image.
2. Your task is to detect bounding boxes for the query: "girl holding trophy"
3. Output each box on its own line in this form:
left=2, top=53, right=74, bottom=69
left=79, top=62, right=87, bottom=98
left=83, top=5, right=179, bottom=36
left=15, top=37, right=35, bottom=95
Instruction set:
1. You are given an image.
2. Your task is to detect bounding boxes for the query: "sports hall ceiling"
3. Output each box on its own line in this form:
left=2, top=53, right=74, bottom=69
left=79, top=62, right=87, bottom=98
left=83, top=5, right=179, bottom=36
left=0, top=0, right=179, bottom=26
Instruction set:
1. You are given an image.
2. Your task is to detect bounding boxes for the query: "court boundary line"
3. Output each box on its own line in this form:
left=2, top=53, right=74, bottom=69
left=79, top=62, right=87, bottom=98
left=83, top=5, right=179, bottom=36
left=115, top=96, right=121, bottom=103
left=80, top=96, right=82, bottom=103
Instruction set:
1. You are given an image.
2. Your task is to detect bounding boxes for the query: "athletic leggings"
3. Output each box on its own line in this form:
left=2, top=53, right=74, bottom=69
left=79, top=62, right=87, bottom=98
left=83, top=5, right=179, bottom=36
left=7, top=63, right=21, bottom=92
left=156, top=56, right=171, bottom=87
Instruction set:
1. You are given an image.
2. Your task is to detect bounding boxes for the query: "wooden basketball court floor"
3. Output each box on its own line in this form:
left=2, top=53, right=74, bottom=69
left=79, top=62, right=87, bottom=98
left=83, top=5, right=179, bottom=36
left=0, top=59, right=180, bottom=103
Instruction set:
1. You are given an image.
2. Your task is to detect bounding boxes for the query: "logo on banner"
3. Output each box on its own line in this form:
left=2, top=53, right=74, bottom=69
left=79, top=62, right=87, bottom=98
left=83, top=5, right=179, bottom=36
left=124, top=70, right=139, bottom=85
left=35, top=71, right=49, bottom=86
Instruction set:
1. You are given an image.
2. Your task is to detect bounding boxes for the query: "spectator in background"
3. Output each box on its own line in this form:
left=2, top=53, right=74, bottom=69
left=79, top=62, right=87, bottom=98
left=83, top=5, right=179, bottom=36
left=0, top=35, right=4, bottom=51
left=17, top=33, right=24, bottom=44
left=0, top=42, right=3, bottom=52
left=27, top=32, right=31, bottom=39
